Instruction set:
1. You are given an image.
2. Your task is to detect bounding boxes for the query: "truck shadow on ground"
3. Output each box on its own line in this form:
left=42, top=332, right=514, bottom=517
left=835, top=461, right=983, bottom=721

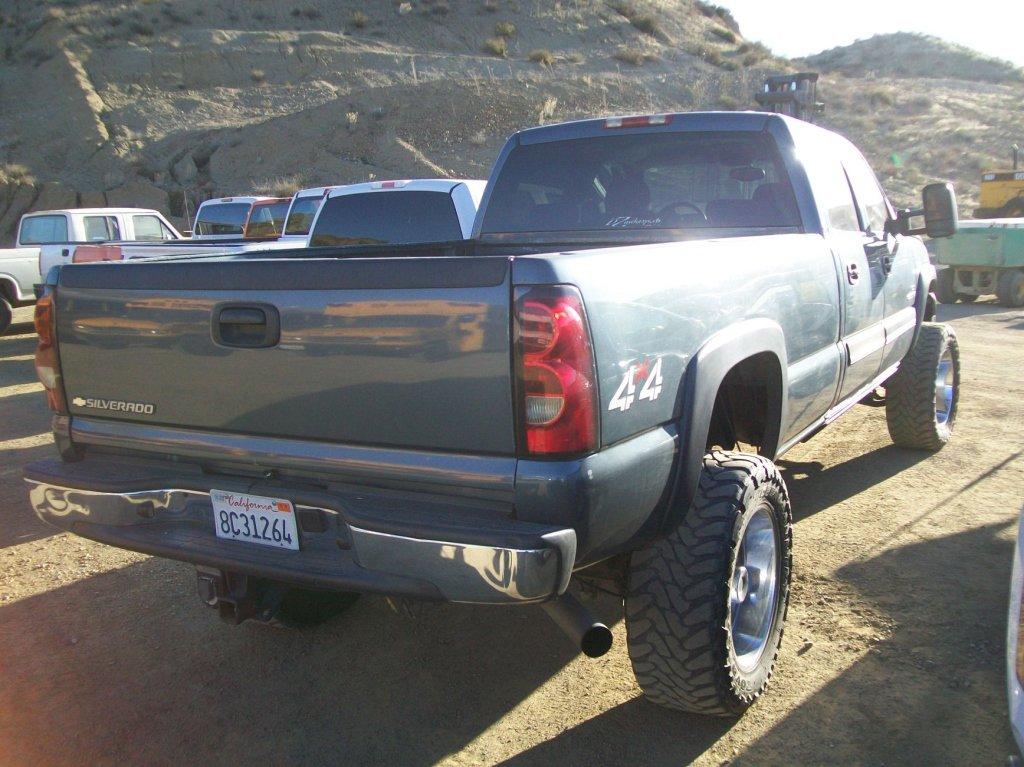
left=779, top=446, right=931, bottom=522
left=0, top=558, right=654, bottom=766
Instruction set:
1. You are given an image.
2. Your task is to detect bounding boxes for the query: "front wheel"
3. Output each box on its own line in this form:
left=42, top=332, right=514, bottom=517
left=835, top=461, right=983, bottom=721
left=885, top=322, right=960, bottom=451
left=625, top=451, right=792, bottom=716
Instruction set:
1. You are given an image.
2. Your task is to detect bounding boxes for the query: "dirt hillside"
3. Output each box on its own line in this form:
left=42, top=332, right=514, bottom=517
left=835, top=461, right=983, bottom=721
left=0, top=1, right=1021, bottom=240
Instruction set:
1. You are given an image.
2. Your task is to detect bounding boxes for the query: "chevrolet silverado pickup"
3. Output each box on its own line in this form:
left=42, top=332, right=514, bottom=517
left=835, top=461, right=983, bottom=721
left=24, top=112, right=960, bottom=716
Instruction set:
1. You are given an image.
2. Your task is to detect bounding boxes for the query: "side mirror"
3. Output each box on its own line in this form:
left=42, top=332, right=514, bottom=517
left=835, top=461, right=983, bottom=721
left=922, top=182, right=958, bottom=238
left=891, top=182, right=958, bottom=238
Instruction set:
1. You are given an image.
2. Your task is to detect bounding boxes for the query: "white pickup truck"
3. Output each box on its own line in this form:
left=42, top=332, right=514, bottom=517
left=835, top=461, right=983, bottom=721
left=307, top=179, right=486, bottom=246
left=0, top=207, right=180, bottom=332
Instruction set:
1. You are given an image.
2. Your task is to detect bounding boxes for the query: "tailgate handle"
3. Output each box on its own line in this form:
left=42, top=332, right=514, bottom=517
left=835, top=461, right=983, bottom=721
left=213, top=303, right=280, bottom=348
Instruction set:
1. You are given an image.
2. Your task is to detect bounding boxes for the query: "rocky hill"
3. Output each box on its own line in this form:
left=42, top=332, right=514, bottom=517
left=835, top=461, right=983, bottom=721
left=0, top=1, right=1021, bottom=241
left=805, top=32, right=1023, bottom=84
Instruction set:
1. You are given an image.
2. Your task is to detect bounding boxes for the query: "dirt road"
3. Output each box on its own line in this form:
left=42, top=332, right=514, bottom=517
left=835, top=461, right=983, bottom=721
left=1, top=302, right=1021, bottom=766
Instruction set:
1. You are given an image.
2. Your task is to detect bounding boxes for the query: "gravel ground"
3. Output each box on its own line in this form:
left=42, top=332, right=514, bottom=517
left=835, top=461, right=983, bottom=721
left=0, top=301, right=1021, bottom=766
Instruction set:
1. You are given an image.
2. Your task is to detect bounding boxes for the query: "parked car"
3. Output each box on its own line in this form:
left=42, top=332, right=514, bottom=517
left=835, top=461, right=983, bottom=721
left=278, top=186, right=343, bottom=244
left=24, top=112, right=959, bottom=717
left=308, top=179, right=486, bottom=246
left=242, top=198, right=291, bottom=239
left=0, top=207, right=180, bottom=332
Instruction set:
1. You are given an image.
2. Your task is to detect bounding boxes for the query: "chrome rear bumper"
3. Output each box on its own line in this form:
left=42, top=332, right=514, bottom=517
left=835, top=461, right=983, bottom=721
left=25, top=473, right=576, bottom=605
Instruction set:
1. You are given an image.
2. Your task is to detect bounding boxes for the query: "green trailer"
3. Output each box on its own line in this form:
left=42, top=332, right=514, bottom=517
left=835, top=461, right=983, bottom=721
left=931, top=219, right=1024, bottom=307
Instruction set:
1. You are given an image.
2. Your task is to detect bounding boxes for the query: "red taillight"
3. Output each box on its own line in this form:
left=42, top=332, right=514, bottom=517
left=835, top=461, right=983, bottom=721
left=73, top=244, right=124, bottom=263
left=514, top=286, right=598, bottom=456
left=34, top=290, right=66, bottom=414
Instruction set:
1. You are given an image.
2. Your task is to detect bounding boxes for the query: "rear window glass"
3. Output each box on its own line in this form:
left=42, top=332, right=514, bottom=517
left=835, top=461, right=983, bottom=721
left=19, top=215, right=68, bottom=244
left=309, top=191, right=462, bottom=247
left=245, top=202, right=289, bottom=238
left=480, top=131, right=801, bottom=234
left=284, top=196, right=323, bottom=236
left=195, top=203, right=250, bottom=236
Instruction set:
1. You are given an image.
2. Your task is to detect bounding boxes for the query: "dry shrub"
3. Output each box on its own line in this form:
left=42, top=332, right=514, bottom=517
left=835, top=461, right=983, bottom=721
left=528, top=49, right=555, bottom=67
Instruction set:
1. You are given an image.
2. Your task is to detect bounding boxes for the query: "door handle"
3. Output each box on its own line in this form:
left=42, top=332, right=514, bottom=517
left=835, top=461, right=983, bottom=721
left=880, top=254, right=894, bottom=274
left=213, top=303, right=280, bottom=348
left=218, top=307, right=266, bottom=325
left=846, top=262, right=860, bottom=285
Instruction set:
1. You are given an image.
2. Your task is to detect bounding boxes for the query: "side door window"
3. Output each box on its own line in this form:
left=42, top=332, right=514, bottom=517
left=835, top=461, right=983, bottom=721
left=83, top=216, right=121, bottom=241
left=132, top=215, right=174, bottom=241
left=843, top=153, right=891, bottom=237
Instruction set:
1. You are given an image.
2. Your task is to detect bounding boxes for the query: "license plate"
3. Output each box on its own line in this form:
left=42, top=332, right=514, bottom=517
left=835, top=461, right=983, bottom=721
left=211, top=489, right=299, bottom=551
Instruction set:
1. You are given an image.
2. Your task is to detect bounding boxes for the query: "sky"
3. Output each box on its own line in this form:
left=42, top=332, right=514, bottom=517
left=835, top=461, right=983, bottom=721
left=718, top=1, right=1024, bottom=67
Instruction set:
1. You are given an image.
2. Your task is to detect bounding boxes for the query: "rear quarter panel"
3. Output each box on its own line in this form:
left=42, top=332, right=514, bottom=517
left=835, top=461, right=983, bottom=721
left=513, top=233, right=842, bottom=448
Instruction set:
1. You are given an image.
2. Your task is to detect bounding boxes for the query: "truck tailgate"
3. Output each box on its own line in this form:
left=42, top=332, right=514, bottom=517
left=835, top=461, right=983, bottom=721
left=55, top=256, right=515, bottom=454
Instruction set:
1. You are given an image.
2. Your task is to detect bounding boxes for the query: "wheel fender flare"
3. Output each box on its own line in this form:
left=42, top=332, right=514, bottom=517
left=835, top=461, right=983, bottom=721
left=665, top=318, right=788, bottom=532
left=0, top=274, right=22, bottom=303
left=912, top=263, right=937, bottom=346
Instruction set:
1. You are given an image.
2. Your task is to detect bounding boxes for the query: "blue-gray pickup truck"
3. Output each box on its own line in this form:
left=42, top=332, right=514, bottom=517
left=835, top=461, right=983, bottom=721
left=24, top=112, right=960, bottom=716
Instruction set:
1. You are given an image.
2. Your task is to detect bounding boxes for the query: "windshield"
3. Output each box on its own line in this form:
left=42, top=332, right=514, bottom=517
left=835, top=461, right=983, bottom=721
left=309, top=191, right=463, bottom=246
left=480, top=130, right=801, bottom=235
left=20, top=215, right=69, bottom=244
left=194, top=203, right=251, bottom=236
left=284, top=196, right=323, bottom=236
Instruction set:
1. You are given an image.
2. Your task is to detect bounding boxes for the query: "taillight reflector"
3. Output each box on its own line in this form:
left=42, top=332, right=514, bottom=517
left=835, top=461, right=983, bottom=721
left=73, top=244, right=124, bottom=263
left=514, top=286, right=598, bottom=456
left=34, top=290, right=66, bottom=414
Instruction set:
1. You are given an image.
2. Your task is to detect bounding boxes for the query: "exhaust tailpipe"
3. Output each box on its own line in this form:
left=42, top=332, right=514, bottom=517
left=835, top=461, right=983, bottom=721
left=542, top=593, right=613, bottom=658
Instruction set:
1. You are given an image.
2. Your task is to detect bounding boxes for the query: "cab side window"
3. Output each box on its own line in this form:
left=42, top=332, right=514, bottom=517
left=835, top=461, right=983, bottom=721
left=83, top=216, right=121, bottom=241
left=133, top=215, right=175, bottom=241
left=817, top=160, right=860, bottom=233
left=843, top=153, right=891, bottom=236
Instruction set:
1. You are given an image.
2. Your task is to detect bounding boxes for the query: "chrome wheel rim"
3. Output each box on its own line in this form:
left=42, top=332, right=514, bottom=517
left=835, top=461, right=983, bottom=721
left=935, top=349, right=955, bottom=425
left=730, top=506, right=779, bottom=673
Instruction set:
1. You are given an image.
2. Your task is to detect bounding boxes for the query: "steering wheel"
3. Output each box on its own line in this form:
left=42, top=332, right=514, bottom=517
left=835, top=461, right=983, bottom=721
left=656, top=201, right=707, bottom=220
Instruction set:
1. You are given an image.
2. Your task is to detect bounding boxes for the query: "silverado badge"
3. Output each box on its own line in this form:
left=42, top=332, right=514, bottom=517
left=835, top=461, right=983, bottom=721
left=71, top=396, right=155, bottom=415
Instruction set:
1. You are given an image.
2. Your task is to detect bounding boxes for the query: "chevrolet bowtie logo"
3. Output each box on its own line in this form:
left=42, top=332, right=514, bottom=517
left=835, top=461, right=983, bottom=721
left=72, top=397, right=86, bottom=407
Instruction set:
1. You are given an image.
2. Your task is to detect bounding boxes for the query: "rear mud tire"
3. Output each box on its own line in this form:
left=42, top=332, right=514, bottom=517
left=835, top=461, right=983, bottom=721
left=625, top=451, right=792, bottom=717
left=886, top=323, right=960, bottom=451
left=935, top=268, right=958, bottom=304
left=996, top=270, right=1024, bottom=308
